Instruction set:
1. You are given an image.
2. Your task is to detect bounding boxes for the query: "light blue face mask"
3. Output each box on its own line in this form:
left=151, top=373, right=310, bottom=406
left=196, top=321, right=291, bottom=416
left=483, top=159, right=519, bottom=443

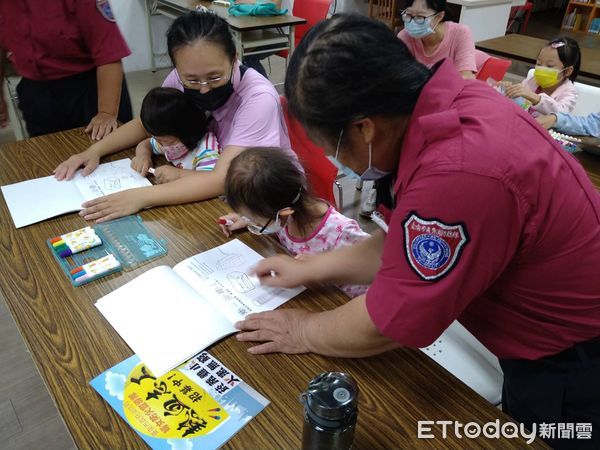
left=328, top=155, right=360, bottom=179
left=403, top=15, right=437, bottom=39
left=329, top=129, right=392, bottom=181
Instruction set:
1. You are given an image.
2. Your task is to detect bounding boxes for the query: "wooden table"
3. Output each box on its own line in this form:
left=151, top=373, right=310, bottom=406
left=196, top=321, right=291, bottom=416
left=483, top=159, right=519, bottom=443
left=0, top=129, right=552, bottom=449
left=476, top=34, right=600, bottom=80
left=575, top=148, right=600, bottom=189
left=146, top=0, right=307, bottom=71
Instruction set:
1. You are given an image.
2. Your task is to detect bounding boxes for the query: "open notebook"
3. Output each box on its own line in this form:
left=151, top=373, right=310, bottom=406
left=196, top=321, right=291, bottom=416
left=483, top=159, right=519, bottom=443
left=1, top=158, right=151, bottom=228
left=96, top=239, right=305, bottom=377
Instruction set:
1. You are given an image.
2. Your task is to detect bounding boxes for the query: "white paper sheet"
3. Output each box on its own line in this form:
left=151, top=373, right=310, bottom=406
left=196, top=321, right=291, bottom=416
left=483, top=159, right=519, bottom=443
left=73, top=159, right=151, bottom=201
left=174, top=239, right=305, bottom=324
left=1, top=159, right=151, bottom=228
left=95, top=240, right=304, bottom=377
left=1, top=175, right=84, bottom=229
left=96, top=265, right=236, bottom=378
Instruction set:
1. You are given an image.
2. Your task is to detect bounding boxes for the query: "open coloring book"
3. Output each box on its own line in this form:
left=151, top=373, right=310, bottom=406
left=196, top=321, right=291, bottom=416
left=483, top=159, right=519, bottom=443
left=91, top=351, right=269, bottom=450
left=1, top=159, right=151, bottom=228
left=96, top=239, right=305, bottom=377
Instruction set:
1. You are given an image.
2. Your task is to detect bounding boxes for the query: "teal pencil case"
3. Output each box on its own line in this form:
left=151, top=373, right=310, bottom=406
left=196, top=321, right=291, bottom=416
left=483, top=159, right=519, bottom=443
left=47, top=215, right=167, bottom=287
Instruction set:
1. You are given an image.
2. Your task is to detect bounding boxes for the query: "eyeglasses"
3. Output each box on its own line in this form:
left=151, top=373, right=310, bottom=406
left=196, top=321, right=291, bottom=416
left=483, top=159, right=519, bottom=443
left=241, top=190, right=301, bottom=235
left=401, top=10, right=439, bottom=24
left=335, top=128, right=344, bottom=160
left=176, top=63, right=234, bottom=89
left=242, top=213, right=279, bottom=235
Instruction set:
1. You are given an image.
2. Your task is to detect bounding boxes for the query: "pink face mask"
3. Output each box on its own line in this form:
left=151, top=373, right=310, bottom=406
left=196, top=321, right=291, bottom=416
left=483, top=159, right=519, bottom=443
left=154, top=140, right=189, bottom=161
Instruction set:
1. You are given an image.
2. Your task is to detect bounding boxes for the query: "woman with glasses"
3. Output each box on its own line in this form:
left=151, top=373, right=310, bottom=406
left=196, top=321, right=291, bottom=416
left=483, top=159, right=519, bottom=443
left=398, top=0, right=477, bottom=79
left=53, top=11, right=294, bottom=223
left=217, top=147, right=370, bottom=298
left=235, top=15, right=600, bottom=448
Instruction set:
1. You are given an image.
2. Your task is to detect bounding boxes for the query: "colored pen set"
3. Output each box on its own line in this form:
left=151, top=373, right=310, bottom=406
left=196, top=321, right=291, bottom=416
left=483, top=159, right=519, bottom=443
left=50, top=226, right=102, bottom=257
left=70, top=254, right=121, bottom=284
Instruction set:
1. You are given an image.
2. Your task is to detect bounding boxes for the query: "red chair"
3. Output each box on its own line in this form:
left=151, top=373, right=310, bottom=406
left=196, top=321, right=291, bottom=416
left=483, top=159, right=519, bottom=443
left=476, top=56, right=512, bottom=82
left=507, top=0, right=534, bottom=34
left=280, top=96, right=342, bottom=208
left=276, top=0, right=331, bottom=62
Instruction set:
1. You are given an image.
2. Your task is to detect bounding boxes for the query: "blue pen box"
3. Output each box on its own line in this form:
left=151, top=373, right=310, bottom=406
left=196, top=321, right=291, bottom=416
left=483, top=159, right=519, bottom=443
left=47, top=215, right=167, bottom=286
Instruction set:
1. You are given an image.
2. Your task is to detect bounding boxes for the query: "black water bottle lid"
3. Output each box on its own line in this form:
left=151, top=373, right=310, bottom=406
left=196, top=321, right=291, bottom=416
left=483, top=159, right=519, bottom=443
left=301, top=372, right=358, bottom=424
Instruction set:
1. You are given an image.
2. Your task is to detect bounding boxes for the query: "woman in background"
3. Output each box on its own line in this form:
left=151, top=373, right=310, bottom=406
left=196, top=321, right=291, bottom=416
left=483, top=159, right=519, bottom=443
left=398, top=0, right=476, bottom=78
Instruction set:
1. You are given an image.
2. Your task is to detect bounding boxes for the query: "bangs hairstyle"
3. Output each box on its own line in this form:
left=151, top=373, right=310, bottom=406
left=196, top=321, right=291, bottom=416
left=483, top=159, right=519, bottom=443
left=284, top=14, right=431, bottom=146
left=166, top=10, right=236, bottom=63
left=225, top=148, right=317, bottom=234
left=140, top=87, right=207, bottom=150
left=547, top=37, right=581, bottom=81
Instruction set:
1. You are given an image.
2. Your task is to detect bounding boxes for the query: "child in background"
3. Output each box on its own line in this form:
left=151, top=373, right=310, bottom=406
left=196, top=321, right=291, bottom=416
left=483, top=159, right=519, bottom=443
left=219, top=147, right=370, bottom=298
left=132, top=87, right=221, bottom=177
left=501, top=37, right=580, bottom=117
left=537, top=112, right=600, bottom=138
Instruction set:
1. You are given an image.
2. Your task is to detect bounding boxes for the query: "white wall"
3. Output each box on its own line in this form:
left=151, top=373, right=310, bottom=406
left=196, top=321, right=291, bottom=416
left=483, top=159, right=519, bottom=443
left=111, top=0, right=174, bottom=73
left=457, top=2, right=513, bottom=42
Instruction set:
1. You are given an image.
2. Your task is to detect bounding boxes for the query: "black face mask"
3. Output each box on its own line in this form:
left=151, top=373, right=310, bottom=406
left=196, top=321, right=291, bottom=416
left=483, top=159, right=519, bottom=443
left=184, top=79, right=234, bottom=112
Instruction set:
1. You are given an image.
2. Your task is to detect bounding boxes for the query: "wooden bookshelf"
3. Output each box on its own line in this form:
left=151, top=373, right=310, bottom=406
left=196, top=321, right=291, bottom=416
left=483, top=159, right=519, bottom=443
left=561, top=0, right=600, bottom=33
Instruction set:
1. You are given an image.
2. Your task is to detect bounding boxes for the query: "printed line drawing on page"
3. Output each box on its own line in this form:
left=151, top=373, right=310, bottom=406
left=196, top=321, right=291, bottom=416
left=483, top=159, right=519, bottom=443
left=104, top=177, right=122, bottom=191
left=188, top=259, right=215, bottom=279
left=227, top=271, right=256, bottom=293
left=215, top=248, right=246, bottom=271
left=253, top=287, right=285, bottom=306
left=213, top=283, right=235, bottom=303
left=78, top=161, right=149, bottom=196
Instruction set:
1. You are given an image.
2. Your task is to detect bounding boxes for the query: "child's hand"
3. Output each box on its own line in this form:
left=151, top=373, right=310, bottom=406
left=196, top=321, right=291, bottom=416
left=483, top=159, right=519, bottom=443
left=504, top=83, right=535, bottom=100
left=503, top=83, right=524, bottom=98
left=536, top=114, right=558, bottom=129
left=154, top=165, right=183, bottom=184
left=218, top=213, right=248, bottom=237
left=80, top=189, right=147, bottom=223
left=131, top=154, right=153, bottom=176
left=53, top=149, right=100, bottom=180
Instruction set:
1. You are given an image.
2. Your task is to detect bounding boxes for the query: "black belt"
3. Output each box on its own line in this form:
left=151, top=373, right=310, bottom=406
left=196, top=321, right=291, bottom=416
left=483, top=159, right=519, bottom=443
left=544, top=336, right=600, bottom=364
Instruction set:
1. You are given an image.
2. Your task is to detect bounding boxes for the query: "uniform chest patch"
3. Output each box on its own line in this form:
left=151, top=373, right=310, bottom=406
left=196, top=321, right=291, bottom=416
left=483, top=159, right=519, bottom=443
left=403, top=213, right=469, bottom=281
left=96, top=0, right=116, bottom=22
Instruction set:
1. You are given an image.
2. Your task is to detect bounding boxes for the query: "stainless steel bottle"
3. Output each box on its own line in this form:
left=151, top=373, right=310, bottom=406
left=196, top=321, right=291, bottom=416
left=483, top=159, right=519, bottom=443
left=299, top=372, right=359, bottom=450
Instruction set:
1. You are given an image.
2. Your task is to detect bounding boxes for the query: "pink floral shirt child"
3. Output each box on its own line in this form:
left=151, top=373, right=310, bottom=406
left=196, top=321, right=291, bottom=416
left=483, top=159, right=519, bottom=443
left=276, top=205, right=370, bottom=298
left=521, top=73, right=578, bottom=117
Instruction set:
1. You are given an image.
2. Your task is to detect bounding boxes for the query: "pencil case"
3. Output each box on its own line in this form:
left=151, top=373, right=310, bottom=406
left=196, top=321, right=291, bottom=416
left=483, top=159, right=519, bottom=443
left=47, top=215, right=167, bottom=286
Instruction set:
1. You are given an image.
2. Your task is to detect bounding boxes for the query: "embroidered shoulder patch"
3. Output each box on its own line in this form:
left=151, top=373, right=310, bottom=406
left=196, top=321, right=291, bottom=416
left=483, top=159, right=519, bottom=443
left=96, top=0, right=116, bottom=22
left=403, top=212, right=469, bottom=281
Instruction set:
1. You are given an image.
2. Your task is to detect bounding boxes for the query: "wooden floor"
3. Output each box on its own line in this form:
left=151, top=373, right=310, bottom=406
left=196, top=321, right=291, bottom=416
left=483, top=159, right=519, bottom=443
left=0, top=56, right=376, bottom=449
left=0, top=292, right=76, bottom=450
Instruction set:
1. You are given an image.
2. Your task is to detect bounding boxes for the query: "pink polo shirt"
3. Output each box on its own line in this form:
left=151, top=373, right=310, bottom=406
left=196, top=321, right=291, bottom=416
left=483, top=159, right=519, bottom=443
left=366, top=59, right=600, bottom=360
left=162, top=61, right=293, bottom=155
left=398, top=22, right=476, bottom=73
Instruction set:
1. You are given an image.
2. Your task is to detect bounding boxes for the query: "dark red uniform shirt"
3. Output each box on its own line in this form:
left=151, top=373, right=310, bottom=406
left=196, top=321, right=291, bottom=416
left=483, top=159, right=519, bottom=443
left=0, top=0, right=130, bottom=81
left=366, top=60, right=600, bottom=360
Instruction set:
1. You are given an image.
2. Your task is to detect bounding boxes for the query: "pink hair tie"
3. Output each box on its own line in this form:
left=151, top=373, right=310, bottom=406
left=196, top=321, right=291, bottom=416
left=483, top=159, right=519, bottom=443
left=551, top=42, right=566, bottom=49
